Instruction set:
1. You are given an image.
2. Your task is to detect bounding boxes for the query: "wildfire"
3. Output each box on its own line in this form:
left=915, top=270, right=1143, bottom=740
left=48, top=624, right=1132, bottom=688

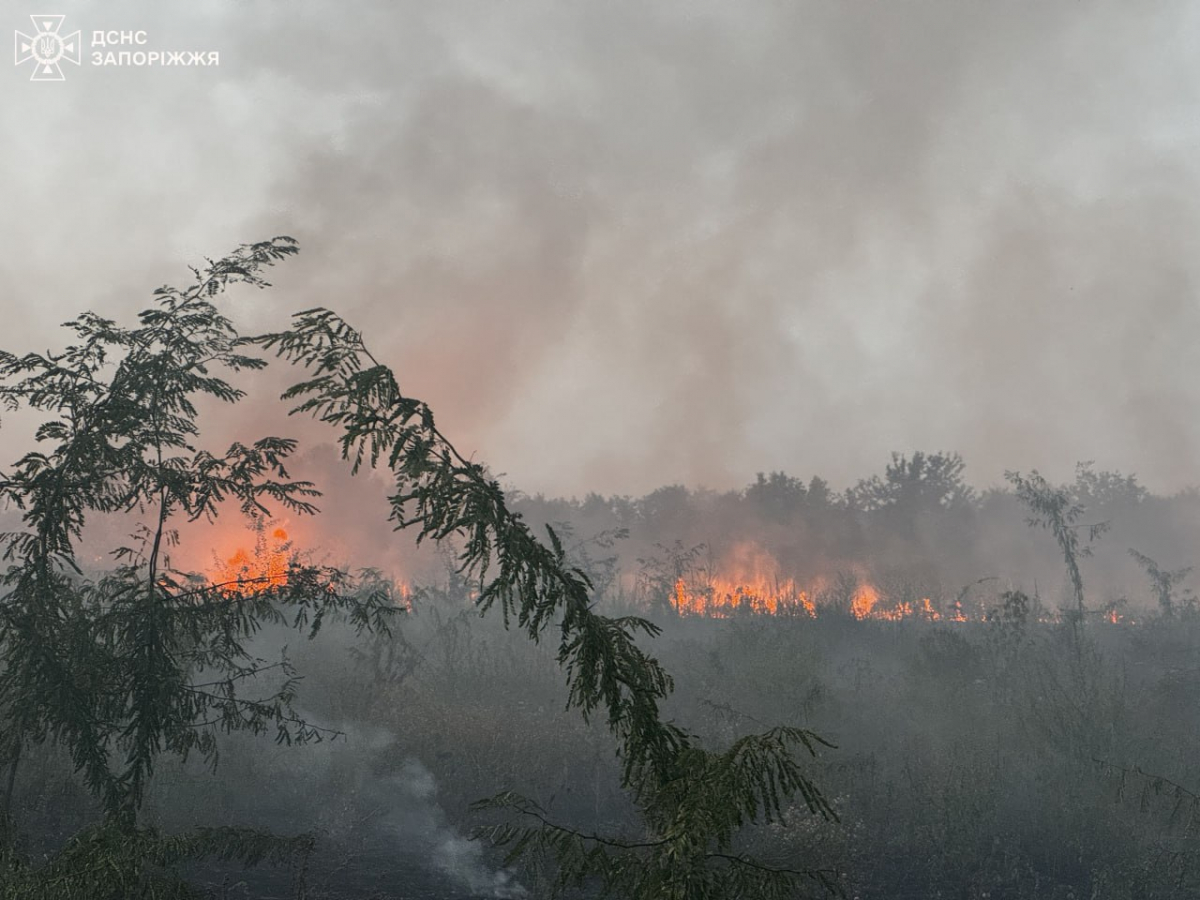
left=669, top=575, right=947, bottom=622
left=659, top=570, right=1141, bottom=625
left=672, top=576, right=819, bottom=618
left=849, top=583, right=881, bottom=620
left=206, top=520, right=421, bottom=612
left=206, top=527, right=1136, bottom=625
left=213, top=523, right=292, bottom=595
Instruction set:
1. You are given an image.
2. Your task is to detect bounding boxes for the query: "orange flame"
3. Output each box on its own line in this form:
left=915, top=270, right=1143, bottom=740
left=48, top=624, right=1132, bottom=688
left=850, top=583, right=880, bottom=620
left=213, top=525, right=291, bottom=595
left=661, top=569, right=1139, bottom=626
left=669, top=576, right=819, bottom=618
left=667, top=574, right=957, bottom=623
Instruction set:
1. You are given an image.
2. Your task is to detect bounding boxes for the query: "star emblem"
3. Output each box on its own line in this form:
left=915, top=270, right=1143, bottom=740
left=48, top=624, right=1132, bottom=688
left=15, top=15, right=81, bottom=82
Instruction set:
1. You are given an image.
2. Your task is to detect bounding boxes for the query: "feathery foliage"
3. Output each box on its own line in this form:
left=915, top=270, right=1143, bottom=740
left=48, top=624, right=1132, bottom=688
left=0, top=237, right=836, bottom=898
left=0, top=238, right=398, bottom=896
left=1128, top=549, right=1192, bottom=618
left=255, top=304, right=840, bottom=897
left=1005, top=469, right=1109, bottom=636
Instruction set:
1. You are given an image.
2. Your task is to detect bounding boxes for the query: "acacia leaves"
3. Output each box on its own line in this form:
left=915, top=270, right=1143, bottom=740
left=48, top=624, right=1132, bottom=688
left=0, top=235, right=836, bottom=898
left=0, top=238, right=397, bottom=896
left=258, top=303, right=840, bottom=898
left=256, top=309, right=687, bottom=788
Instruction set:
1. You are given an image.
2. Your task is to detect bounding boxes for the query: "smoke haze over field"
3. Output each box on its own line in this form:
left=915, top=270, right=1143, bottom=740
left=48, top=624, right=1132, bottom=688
left=5, top=1, right=1200, bottom=496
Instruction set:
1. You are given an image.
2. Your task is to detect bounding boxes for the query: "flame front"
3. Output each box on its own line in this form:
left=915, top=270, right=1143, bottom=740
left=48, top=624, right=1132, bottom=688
left=671, top=575, right=939, bottom=621
left=670, top=576, right=817, bottom=618
left=662, top=571, right=1132, bottom=625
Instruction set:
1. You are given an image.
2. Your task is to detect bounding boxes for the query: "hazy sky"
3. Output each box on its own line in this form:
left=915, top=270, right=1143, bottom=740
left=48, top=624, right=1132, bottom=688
left=5, top=1, right=1200, bottom=498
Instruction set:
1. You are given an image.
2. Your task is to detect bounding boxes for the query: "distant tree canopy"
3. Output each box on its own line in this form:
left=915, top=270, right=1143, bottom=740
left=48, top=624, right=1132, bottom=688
left=1071, top=461, right=1148, bottom=512
left=746, top=472, right=837, bottom=523
left=506, top=448, right=1187, bottom=621
left=849, top=451, right=974, bottom=516
left=746, top=472, right=808, bottom=523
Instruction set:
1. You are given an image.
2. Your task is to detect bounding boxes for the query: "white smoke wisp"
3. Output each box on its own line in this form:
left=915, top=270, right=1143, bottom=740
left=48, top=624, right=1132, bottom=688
left=380, top=758, right=527, bottom=899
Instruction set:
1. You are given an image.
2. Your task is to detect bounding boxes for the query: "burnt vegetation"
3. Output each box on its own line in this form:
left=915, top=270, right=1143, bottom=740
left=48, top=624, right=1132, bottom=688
left=2, top=241, right=1200, bottom=899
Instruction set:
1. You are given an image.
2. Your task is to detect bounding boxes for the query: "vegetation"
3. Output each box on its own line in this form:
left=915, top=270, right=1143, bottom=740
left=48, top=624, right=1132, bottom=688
left=0, top=240, right=836, bottom=899
left=215, top=564, right=1200, bottom=899
left=1129, top=549, right=1193, bottom=619
left=253, top=303, right=839, bottom=898
left=4, top=237, right=1200, bottom=898
left=0, top=240, right=398, bottom=897
left=1005, top=468, right=1110, bottom=641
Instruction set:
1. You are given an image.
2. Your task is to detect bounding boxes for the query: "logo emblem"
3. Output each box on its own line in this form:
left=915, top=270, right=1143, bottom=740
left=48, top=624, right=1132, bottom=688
left=15, top=15, right=81, bottom=81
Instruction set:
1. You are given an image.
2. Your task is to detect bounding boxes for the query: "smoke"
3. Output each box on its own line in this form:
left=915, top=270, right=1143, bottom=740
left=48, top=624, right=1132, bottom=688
left=381, top=758, right=526, bottom=899
left=145, top=711, right=526, bottom=898
left=5, top=1, right=1200, bottom=498
left=291, top=723, right=529, bottom=899
left=304, top=725, right=527, bottom=899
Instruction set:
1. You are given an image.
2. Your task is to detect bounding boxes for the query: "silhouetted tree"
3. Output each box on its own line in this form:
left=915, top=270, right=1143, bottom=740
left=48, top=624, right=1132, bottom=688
left=851, top=451, right=974, bottom=516
left=257, top=302, right=841, bottom=899
left=1006, top=468, right=1109, bottom=644
left=805, top=476, right=836, bottom=510
left=636, top=540, right=707, bottom=616
left=1128, top=549, right=1192, bottom=618
left=0, top=239, right=398, bottom=898
left=1072, top=462, right=1147, bottom=513
left=747, top=472, right=808, bottom=524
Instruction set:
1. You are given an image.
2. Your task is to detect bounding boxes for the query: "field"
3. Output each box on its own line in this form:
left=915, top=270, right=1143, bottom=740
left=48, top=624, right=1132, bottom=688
left=13, top=577, right=1200, bottom=899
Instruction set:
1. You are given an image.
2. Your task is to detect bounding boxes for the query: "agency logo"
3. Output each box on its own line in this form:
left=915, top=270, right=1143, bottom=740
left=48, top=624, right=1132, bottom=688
left=14, top=14, right=81, bottom=81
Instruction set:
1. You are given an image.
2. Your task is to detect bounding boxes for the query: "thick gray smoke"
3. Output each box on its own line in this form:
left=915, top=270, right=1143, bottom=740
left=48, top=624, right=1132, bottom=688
left=5, top=1, right=1200, bottom=497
